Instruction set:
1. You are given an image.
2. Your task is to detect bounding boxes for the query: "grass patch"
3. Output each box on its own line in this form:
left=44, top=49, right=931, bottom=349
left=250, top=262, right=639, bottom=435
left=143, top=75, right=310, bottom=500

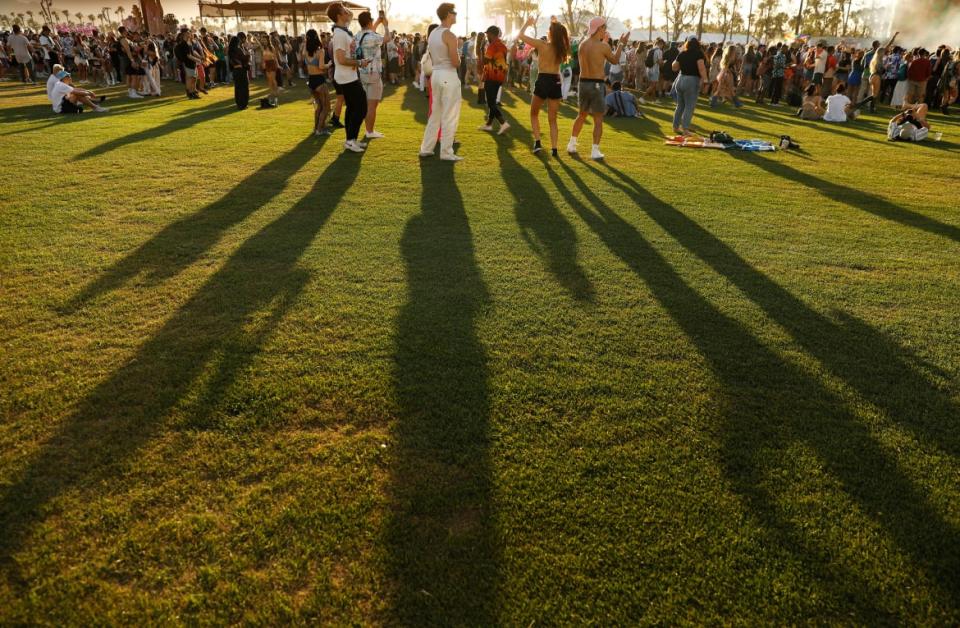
left=1, top=78, right=959, bottom=623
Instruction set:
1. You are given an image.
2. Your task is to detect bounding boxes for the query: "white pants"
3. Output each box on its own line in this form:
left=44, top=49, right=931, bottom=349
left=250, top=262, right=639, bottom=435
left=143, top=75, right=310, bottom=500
left=145, top=63, right=161, bottom=95
left=420, top=69, right=462, bottom=158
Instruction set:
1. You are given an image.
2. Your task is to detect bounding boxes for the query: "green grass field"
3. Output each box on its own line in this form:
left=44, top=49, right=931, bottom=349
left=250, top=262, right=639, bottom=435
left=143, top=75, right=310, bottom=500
left=1, top=76, right=959, bottom=624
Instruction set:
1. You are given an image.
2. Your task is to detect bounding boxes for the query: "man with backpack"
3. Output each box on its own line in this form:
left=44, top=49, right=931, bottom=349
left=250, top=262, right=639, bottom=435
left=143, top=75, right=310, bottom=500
left=644, top=39, right=664, bottom=102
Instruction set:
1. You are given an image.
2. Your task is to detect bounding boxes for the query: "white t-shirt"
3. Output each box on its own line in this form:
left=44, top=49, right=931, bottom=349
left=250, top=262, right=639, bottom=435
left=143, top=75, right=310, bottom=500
left=8, top=33, right=32, bottom=62
left=46, top=73, right=60, bottom=100
left=814, top=49, right=827, bottom=74
left=50, top=81, right=74, bottom=113
left=823, top=93, right=850, bottom=122
left=356, top=29, right=383, bottom=75
left=39, top=34, right=55, bottom=60
left=332, top=26, right=358, bottom=85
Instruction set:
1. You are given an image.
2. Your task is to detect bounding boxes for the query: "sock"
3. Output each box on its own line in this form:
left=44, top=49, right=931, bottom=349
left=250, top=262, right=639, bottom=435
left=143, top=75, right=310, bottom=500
left=534, top=139, right=542, bottom=148
left=592, top=144, right=600, bottom=152
left=551, top=148, right=558, bottom=157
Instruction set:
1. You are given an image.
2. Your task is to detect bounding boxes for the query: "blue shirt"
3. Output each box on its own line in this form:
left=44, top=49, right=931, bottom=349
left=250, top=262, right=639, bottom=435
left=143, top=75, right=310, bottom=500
left=605, top=90, right=637, bottom=117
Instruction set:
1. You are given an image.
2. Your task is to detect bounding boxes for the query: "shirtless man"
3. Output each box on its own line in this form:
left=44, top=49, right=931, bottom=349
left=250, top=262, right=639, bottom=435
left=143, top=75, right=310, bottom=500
left=567, top=18, right=629, bottom=160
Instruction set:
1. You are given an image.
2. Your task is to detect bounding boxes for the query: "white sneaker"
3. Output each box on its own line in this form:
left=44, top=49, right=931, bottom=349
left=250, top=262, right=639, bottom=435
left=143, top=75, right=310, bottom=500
left=566, top=138, right=578, bottom=154
left=93, top=105, right=110, bottom=112
left=440, top=154, right=464, bottom=162
left=354, top=140, right=368, bottom=148
left=639, top=97, right=648, bottom=104
left=590, top=145, right=605, bottom=160
left=365, top=130, right=385, bottom=139
left=344, top=140, right=365, bottom=153
left=477, top=124, right=493, bottom=131
left=418, top=151, right=434, bottom=157
left=129, top=89, right=144, bottom=99
left=498, top=122, right=511, bottom=135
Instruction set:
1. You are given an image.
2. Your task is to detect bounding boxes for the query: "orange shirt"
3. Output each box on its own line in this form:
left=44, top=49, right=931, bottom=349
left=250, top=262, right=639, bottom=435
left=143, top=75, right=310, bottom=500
left=483, top=39, right=508, bottom=83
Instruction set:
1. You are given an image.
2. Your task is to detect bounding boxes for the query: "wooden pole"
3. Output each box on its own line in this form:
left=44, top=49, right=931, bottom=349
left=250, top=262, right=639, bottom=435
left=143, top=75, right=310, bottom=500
left=648, top=0, right=653, bottom=41
left=291, top=0, right=297, bottom=37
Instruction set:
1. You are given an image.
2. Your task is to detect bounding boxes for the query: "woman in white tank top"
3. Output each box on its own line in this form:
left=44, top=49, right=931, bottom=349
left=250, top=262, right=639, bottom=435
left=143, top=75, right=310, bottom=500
left=419, top=3, right=464, bottom=161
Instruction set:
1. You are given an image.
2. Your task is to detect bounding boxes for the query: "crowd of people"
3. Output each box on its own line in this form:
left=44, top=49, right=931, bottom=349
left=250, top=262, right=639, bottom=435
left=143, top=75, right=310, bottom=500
left=3, top=6, right=957, bottom=155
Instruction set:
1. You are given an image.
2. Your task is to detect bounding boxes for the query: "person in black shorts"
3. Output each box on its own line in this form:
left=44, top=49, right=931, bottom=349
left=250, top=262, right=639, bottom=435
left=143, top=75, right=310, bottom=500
left=517, top=17, right=570, bottom=156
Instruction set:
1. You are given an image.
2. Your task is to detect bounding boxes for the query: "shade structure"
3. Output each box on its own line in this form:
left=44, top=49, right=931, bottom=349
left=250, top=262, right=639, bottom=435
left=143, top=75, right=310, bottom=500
left=198, top=0, right=370, bottom=36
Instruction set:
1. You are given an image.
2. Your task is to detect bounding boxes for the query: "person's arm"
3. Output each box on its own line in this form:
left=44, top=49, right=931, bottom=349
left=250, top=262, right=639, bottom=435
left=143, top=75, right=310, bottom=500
left=335, top=42, right=369, bottom=69
left=697, top=58, right=708, bottom=82
left=604, top=33, right=629, bottom=64
left=122, top=38, right=137, bottom=66
left=443, top=29, right=460, bottom=68
left=672, top=57, right=680, bottom=72
left=883, top=31, right=899, bottom=50
left=517, top=16, right=545, bottom=51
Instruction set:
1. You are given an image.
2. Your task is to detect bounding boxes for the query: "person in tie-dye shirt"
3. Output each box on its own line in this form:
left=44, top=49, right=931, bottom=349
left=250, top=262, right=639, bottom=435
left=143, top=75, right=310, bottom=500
left=478, top=25, right=509, bottom=134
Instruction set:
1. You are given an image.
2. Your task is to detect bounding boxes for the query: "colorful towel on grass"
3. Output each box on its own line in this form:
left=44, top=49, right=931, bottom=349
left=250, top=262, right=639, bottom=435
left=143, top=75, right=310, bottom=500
left=734, top=139, right=777, bottom=151
left=664, top=135, right=733, bottom=149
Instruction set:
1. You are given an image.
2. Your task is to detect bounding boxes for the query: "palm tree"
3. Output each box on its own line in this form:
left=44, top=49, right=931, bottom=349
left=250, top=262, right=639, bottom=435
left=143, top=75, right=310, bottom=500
left=15, top=12, right=25, bottom=26
left=116, top=5, right=125, bottom=24
left=61, top=9, right=70, bottom=23
left=87, top=13, right=96, bottom=25
left=75, top=11, right=84, bottom=24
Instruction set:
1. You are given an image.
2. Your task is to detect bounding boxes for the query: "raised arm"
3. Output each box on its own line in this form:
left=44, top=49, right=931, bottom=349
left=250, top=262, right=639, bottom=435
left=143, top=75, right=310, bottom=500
left=516, top=16, right=544, bottom=50
left=604, top=32, right=629, bottom=64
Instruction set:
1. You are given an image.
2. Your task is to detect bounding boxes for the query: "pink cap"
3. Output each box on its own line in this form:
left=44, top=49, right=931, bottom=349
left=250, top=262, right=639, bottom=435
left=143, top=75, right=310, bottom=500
left=587, top=17, right=606, bottom=37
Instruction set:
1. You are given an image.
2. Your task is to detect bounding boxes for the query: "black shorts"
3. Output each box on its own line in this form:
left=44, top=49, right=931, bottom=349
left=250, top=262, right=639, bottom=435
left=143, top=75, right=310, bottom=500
left=60, top=96, right=82, bottom=114
left=308, top=74, right=326, bottom=91
left=534, top=73, right=562, bottom=100
left=332, top=79, right=343, bottom=95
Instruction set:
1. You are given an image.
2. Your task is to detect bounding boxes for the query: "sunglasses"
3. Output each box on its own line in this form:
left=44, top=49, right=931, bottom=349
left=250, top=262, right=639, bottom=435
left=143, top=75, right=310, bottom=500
left=449, top=10, right=457, bottom=15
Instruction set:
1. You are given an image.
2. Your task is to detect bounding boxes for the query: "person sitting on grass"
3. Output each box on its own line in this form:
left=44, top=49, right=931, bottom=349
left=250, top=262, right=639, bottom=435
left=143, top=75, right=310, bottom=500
left=605, top=81, right=644, bottom=118
left=822, top=83, right=868, bottom=122
left=887, top=102, right=930, bottom=141
left=798, top=83, right=824, bottom=119
left=48, top=70, right=109, bottom=114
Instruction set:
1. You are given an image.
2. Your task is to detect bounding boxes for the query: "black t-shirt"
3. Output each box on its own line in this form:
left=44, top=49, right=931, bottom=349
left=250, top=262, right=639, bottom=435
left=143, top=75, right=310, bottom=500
left=676, top=49, right=705, bottom=76
left=175, top=40, right=195, bottom=68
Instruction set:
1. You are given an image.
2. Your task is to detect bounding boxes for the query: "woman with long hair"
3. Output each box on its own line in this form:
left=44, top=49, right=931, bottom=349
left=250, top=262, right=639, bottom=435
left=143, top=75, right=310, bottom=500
left=710, top=45, right=742, bottom=107
left=475, top=30, right=487, bottom=104
left=303, top=29, right=330, bottom=134
left=671, top=36, right=708, bottom=136
left=262, top=36, right=280, bottom=106
left=228, top=32, right=250, bottom=109
left=516, top=16, right=570, bottom=155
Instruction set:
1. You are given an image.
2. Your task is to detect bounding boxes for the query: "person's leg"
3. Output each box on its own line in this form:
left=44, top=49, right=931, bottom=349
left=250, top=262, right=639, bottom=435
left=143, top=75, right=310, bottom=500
left=682, top=77, right=699, bottom=131
left=591, top=112, right=604, bottom=145
left=530, top=94, right=544, bottom=142
left=365, top=98, right=380, bottom=133
left=547, top=98, right=560, bottom=150
left=420, top=75, right=443, bottom=154
left=345, top=81, right=365, bottom=142
left=438, top=73, right=462, bottom=158
left=571, top=110, right=588, bottom=139
left=485, top=80, right=503, bottom=124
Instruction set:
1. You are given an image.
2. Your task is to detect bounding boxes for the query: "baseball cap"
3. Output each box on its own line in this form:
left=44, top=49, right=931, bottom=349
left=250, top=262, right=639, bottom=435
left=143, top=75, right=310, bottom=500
left=56, top=70, right=70, bottom=79
left=587, top=17, right=605, bottom=37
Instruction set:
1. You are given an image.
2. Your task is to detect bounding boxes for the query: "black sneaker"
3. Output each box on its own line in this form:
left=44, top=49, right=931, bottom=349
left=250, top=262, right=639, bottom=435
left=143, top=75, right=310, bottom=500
left=330, top=117, right=344, bottom=129
left=551, top=148, right=559, bottom=157
left=533, top=140, right=543, bottom=153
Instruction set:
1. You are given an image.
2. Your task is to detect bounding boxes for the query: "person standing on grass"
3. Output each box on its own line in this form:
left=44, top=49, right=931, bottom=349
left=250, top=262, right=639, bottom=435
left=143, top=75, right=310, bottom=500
left=229, top=32, right=250, bottom=110
left=477, top=25, right=508, bottom=135
left=769, top=43, right=786, bottom=106
left=567, top=17, right=629, bottom=160
left=174, top=31, right=201, bottom=100
left=419, top=3, right=464, bottom=162
left=329, top=1, right=372, bottom=153
left=9, top=25, right=36, bottom=84
left=262, top=37, right=280, bottom=106
left=303, top=29, right=330, bottom=135
left=356, top=10, right=388, bottom=140
left=517, top=16, right=570, bottom=156
left=670, top=36, right=708, bottom=137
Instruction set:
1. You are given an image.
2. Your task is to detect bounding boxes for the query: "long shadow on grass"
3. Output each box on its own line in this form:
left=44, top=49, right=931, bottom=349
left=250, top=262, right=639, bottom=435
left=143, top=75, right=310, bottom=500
left=595, top=160, right=960, bottom=456
left=493, top=113, right=595, bottom=302
left=64, top=137, right=320, bottom=311
left=727, top=150, right=960, bottom=244
left=551, top=159, right=960, bottom=617
left=400, top=83, right=429, bottom=125
left=72, top=98, right=237, bottom=160
left=0, top=148, right=359, bottom=588
left=386, top=161, right=498, bottom=623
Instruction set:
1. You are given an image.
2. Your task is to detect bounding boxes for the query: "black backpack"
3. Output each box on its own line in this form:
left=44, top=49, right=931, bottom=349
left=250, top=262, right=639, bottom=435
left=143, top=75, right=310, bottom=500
left=709, top=130, right=734, bottom=144
left=645, top=48, right=656, bottom=68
